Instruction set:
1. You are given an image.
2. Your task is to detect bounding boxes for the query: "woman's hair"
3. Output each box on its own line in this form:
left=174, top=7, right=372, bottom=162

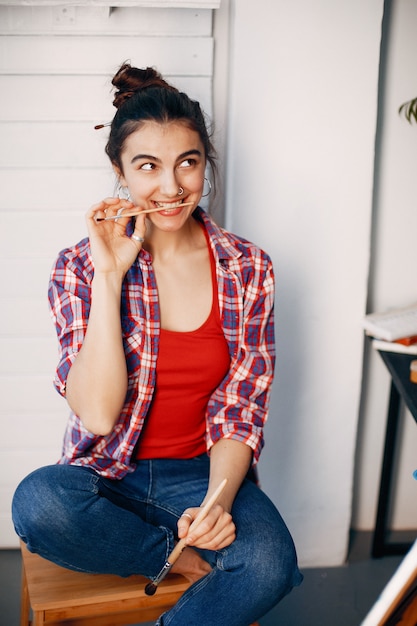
left=105, top=63, right=216, bottom=182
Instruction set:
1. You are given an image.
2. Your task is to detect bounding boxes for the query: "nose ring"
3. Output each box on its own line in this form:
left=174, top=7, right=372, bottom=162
left=178, top=186, right=184, bottom=196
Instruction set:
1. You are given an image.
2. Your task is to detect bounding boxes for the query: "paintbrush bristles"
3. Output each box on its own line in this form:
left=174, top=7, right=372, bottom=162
left=144, top=581, right=157, bottom=595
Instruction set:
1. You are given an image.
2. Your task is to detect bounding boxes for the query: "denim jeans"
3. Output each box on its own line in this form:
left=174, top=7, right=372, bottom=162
left=12, top=455, right=302, bottom=625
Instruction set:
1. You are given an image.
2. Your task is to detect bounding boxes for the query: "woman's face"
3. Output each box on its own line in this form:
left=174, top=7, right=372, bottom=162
left=117, top=120, right=206, bottom=231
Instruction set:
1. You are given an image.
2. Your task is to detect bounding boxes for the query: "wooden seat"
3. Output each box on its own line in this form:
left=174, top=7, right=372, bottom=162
left=20, top=542, right=260, bottom=626
left=20, top=541, right=190, bottom=626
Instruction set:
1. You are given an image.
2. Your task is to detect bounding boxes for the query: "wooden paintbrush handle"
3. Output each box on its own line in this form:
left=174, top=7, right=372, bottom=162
left=167, top=478, right=228, bottom=566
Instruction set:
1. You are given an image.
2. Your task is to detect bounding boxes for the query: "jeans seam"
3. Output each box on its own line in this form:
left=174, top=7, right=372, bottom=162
left=161, top=568, right=217, bottom=625
left=147, top=460, right=153, bottom=523
left=90, top=473, right=99, bottom=494
left=215, top=548, right=227, bottom=571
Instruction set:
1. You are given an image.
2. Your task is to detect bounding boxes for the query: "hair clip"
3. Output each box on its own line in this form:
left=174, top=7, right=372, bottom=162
left=94, top=122, right=112, bottom=130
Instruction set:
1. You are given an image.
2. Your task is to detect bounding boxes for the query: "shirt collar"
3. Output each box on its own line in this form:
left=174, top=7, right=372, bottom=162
left=195, top=207, right=243, bottom=262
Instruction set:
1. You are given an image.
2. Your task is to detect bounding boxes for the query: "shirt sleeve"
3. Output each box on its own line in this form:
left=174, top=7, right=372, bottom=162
left=48, top=246, right=93, bottom=396
left=206, top=252, right=276, bottom=464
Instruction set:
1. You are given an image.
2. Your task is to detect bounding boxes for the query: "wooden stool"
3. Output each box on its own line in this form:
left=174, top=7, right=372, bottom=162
left=20, top=541, right=190, bottom=625
left=20, top=542, right=260, bottom=626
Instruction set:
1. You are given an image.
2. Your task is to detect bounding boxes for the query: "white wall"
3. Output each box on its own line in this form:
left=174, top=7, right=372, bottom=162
left=0, top=4, right=215, bottom=547
left=352, top=0, right=417, bottom=531
left=225, top=0, right=384, bottom=566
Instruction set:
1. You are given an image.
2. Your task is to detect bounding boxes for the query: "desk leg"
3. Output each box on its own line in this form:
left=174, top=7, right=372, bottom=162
left=372, top=381, right=411, bottom=557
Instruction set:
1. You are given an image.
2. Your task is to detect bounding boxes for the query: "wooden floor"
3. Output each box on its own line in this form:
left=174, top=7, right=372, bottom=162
left=0, top=533, right=412, bottom=625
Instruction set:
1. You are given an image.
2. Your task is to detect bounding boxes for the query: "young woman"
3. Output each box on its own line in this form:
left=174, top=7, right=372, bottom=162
left=12, top=63, right=302, bottom=625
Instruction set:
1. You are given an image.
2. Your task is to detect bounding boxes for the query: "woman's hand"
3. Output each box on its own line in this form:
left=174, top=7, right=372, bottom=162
left=86, top=197, right=147, bottom=275
left=177, top=504, right=236, bottom=551
left=176, top=440, right=253, bottom=551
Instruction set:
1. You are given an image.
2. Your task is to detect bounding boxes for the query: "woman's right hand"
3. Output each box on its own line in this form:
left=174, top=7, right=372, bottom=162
left=177, top=504, right=236, bottom=552
left=86, top=197, right=147, bottom=275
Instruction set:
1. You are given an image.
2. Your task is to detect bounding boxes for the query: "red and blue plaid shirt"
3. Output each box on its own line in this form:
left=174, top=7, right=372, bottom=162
left=48, top=208, right=276, bottom=478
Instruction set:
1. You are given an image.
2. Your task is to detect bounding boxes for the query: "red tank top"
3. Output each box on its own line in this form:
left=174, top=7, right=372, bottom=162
left=136, top=230, right=230, bottom=460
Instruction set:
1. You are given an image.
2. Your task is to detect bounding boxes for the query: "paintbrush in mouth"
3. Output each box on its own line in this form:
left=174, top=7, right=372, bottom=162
left=95, top=202, right=194, bottom=222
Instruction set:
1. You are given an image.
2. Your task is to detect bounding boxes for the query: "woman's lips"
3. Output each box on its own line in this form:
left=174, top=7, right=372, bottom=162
left=153, top=199, right=188, bottom=215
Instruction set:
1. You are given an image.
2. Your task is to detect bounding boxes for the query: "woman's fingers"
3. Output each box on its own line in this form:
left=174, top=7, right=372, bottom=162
left=84, top=198, right=145, bottom=273
left=177, top=511, right=194, bottom=538
left=87, top=198, right=134, bottom=223
left=178, top=505, right=236, bottom=550
left=131, top=213, right=147, bottom=243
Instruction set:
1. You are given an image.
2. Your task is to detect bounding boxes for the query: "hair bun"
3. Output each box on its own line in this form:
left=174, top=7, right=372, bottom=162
left=111, top=62, right=177, bottom=109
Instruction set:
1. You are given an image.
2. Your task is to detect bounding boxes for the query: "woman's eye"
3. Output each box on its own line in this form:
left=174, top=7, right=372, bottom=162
left=140, top=162, right=154, bottom=171
left=179, top=158, right=195, bottom=168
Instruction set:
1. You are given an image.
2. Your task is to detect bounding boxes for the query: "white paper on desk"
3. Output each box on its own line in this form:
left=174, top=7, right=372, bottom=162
left=363, top=303, right=417, bottom=341
left=372, top=339, right=417, bottom=355
left=361, top=540, right=417, bottom=626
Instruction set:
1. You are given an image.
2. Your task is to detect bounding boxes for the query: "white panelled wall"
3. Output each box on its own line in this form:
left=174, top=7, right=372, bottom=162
left=225, top=0, right=384, bottom=567
left=0, top=4, right=214, bottom=547
left=224, top=0, right=417, bottom=567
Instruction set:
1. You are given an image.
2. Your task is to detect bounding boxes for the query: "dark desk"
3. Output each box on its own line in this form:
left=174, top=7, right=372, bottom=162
left=372, top=349, right=417, bottom=558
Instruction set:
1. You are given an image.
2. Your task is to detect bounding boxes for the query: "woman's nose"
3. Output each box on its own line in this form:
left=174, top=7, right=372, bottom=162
left=159, top=171, right=180, bottom=197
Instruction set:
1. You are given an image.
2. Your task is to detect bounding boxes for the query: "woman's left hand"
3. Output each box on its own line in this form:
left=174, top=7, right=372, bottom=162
left=177, top=440, right=252, bottom=551
left=177, top=504, right=236, bottom=551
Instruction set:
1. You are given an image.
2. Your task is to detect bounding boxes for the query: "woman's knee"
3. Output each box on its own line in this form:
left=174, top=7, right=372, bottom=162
left=253, top=527, right=302, bottom=601
left=239, top=522, right=301, bottom=599
left=13, top=466, right=53, bottom=538
left=12, top=464, right=96, bottom=542
left=228, top=485, right=302, bottom=601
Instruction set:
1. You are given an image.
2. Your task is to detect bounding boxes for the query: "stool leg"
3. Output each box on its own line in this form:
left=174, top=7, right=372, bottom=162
left=32, top=610, right=45, bottom=626
left=20, top=559, right=31, bottom=626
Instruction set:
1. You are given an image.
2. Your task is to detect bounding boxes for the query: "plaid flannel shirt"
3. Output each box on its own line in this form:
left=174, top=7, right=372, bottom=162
left=48, top=208, right=276, bottom=478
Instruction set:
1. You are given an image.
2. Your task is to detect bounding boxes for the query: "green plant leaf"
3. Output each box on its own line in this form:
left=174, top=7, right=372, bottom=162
left=399, top=97, right=417, bottom=124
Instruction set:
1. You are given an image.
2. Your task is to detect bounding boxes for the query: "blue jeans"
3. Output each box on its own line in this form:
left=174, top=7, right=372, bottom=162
left=12, top=455, right=302, bottom=625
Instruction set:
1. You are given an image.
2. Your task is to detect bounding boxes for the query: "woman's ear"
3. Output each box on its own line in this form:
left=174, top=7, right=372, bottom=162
left=113, top=165, right=126, bottom=188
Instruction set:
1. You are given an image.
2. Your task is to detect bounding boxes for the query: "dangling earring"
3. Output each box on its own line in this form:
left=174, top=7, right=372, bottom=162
left=117, top=184, right=131, bottom=201
left=202, top=177, right=212, bottom=198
